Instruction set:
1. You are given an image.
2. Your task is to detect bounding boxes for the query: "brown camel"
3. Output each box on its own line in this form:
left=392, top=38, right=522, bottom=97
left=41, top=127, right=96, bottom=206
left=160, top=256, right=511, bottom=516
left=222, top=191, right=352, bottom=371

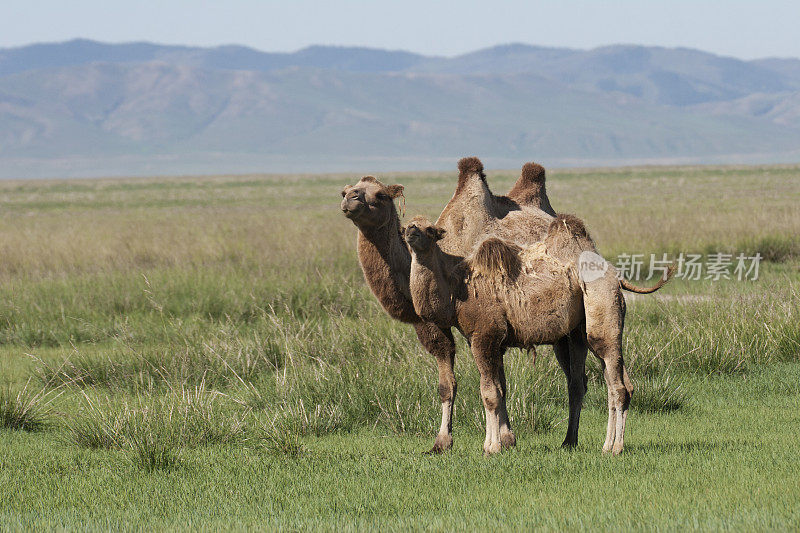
left=433, top=156, right=584, bottom=450
left=340, top=176, right=457, bottom=453
left=339, top=158, right=560, bottom=453
left=404, top=213, right=672, bottom=455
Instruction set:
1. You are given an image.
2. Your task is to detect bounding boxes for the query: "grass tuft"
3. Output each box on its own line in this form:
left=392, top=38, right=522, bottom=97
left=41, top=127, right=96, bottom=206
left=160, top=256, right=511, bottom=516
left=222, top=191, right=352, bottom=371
left=255, top=412, right=304, bottom=458
left=631, top=374, right=688, bottom=413
left=0, top=380, right=54, bottom=431
left=66, top=382, right=249, bottom=470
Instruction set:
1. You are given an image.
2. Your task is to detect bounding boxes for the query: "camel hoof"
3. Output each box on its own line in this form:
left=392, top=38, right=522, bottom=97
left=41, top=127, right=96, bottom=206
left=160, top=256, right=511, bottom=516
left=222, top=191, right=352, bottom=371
left=483, top=442, right=501, bottom=456
left=424, top=434, right=452, bottom=455
left=612, top=444, right=624, bottom=456
left=501, top=432, right=517, bottom=450
left=561, top=439, right=577, bottom=449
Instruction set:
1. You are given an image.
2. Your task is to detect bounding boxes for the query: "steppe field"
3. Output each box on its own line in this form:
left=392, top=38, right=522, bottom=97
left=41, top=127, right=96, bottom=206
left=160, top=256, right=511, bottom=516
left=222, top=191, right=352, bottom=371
left=1, top=164, right=799, bottom=530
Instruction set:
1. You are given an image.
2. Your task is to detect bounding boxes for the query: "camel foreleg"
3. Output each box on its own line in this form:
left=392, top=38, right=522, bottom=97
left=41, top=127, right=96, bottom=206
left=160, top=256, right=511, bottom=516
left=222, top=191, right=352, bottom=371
left=414, top=321, right=457, bottom=454
left=471, top=334, right=513, bottom=455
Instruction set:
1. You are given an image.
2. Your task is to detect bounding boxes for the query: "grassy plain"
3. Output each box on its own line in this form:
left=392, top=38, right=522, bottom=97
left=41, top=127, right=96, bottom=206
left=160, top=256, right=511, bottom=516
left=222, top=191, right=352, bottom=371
left=1, top=164, right=799, bottom=530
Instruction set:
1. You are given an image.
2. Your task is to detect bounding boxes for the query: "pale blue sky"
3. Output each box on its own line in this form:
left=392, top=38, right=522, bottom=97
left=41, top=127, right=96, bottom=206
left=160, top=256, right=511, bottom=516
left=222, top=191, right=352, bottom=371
left=2, top=0, right=799, bottom=59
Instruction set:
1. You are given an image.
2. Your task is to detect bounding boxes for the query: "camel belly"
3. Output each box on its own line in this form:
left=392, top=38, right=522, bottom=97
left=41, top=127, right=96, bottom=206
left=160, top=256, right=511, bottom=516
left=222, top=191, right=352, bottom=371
left=508, top=295, right=582, bottom=345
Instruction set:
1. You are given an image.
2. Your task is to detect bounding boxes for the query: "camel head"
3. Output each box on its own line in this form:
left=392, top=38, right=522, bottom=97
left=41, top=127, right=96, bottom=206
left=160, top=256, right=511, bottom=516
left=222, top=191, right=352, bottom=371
left=404, top=216, right=445, bottom=254
left=340, top=176, right=404, bottom=229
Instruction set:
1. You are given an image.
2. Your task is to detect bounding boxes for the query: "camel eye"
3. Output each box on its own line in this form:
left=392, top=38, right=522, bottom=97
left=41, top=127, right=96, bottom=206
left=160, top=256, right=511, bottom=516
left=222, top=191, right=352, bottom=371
left=377, top=192, right=389, bottom=200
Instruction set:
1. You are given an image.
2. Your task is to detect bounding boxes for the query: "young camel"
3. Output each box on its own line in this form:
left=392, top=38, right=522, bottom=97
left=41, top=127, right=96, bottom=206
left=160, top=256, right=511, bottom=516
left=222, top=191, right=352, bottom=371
left=340, top=160, right=557, bottom=453
left=405, top=214, right=671, bottom=455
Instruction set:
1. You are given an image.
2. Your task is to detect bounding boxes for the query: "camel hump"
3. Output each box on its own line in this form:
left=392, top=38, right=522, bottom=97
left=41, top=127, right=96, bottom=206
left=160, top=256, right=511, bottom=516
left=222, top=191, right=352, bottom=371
left=507, top=162, right=556, bottom=215
left=470, top=237, right=523, bottom=281
left=458, top=156, right=485, bottom=179
left=548, top=214, right=591, bottom=241
left=520, top=162, right=546, bottom=184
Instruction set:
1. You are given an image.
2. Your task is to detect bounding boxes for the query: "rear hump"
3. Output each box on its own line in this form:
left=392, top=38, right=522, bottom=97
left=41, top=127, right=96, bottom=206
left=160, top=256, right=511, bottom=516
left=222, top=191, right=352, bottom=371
left=547, top=214, right=590, bottom=240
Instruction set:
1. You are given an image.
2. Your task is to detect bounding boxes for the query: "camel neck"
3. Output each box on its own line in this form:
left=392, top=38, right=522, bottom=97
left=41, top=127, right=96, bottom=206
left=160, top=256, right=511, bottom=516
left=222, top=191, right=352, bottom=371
left=409, top=247, right=458, bottom=328
left=356, top=214, right=417, bottom=323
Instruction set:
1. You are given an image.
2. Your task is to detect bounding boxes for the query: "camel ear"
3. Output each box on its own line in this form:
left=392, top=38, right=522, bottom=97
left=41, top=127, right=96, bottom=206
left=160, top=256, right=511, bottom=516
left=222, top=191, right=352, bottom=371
left=386, top=184, right=404, bottom=199
left=426, top=226, right=446, bottom=241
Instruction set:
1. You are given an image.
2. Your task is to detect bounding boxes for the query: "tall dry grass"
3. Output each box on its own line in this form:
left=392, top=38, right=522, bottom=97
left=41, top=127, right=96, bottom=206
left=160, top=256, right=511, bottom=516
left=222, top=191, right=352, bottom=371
left=1, top=164, right=798, bottom=462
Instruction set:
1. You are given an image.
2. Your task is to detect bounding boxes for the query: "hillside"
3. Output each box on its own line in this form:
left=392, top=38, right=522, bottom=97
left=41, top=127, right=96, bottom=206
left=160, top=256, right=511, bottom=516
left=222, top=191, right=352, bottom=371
left=1, top=40, right=799, bottom=177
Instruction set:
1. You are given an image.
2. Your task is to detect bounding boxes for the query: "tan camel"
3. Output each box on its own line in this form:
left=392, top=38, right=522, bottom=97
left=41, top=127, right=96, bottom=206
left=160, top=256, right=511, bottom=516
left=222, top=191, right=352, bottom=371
left=435, top=156, right=668, bottom=449
left=433, top=157, right=580, bottom=450
left=339, top=158, right=561, bottom=453
left=404, top=213, right=672, bottom=455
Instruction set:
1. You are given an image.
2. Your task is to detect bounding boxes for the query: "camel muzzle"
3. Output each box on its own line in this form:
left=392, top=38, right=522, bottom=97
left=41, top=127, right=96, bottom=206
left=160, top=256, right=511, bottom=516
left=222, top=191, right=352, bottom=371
left=341, top=199, right=365, bottom=219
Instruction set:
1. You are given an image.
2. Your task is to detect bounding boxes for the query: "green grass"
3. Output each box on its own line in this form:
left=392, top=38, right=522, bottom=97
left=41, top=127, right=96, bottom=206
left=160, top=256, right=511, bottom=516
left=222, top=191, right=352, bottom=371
left=0, top=163, right=799, bottom=529
left=0, top=380, right=54, bottom=432
left=2, top=364, right=799, bottom=529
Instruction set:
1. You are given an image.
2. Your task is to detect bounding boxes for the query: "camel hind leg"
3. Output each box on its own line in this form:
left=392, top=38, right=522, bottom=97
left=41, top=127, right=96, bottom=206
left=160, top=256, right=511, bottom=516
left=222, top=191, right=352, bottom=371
left=584, top=281, right=632, bottom=455
left=497, top=361, right=517, bottom=449
left=553, top=325, right=588, bottom=448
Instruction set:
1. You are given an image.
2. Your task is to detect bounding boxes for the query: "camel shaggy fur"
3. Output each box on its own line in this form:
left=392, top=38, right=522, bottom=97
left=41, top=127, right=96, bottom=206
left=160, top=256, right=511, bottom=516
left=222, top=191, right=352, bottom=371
left=507, top=162, right=557, bottom=216
left=405, top=213, right=672, bottom=455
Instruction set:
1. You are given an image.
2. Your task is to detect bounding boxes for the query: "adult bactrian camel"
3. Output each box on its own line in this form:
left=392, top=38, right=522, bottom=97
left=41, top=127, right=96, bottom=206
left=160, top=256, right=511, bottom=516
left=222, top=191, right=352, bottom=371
left=404, top=208, right=672, bottom=455
left=432, top=156, right=578, bottom=451
left=428, top=156, right=673, bottom=453
left=340, top=159, right=553, bottom=453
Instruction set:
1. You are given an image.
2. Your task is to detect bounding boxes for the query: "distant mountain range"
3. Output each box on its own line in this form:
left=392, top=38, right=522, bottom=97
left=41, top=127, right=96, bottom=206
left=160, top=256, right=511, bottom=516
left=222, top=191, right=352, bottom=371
left=1, top=39, right=800, bottom=178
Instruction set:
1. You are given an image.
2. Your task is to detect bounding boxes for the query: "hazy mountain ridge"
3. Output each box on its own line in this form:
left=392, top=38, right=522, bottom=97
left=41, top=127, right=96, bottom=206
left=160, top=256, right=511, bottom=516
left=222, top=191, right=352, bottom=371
left=1, top=39, right=799, bottom=178
left=0, top=39, right=430, bottom=77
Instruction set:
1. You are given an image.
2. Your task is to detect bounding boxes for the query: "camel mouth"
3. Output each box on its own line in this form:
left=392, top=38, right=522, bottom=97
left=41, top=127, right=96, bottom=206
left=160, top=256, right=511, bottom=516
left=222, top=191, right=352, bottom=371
left=341, top=202, right=365, bottom=219
left=404, top=229, right=425, bottom=249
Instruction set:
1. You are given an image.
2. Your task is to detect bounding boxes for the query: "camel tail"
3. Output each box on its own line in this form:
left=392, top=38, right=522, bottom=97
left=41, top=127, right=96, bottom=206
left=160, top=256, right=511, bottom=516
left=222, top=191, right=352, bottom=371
left=619, top=265, right=675, bottom=294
